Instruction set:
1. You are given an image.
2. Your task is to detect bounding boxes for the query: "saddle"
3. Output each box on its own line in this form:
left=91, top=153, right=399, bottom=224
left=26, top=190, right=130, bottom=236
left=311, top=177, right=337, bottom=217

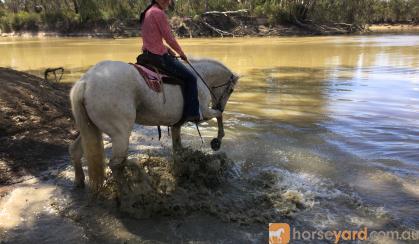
left=135, top=53, right=185, bottom=87
left=133, top=53, right=189, bottom=135
left=130, top=63, right=165, bottom=93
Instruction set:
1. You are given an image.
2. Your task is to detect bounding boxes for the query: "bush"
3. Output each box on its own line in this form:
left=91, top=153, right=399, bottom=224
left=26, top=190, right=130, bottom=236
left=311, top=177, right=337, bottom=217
left=100, top=2, right=132, bottom=23
left=3, top=12, right=41, bottom=31
left=253, top=3, right=292, bottom=25
left=6, top=12, right=41, bottom=31
left=78, top=0, right=102, bottom=24
left=42, top=10, right=79, bottom=31
left=0, top=16, right=12, bottom=32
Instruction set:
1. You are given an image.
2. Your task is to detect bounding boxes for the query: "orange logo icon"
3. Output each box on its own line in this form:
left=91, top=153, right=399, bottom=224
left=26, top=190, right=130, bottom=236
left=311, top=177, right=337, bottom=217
left=269, top=223, right=290, bottom=244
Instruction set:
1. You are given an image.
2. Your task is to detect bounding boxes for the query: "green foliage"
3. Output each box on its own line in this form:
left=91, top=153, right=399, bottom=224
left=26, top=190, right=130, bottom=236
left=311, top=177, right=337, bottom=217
left=99, top=0, right=142, bottom=22
left=78, top=0, right=101, bottom=23
left=0, top=0, right=417, bottom=33
left=0, top=16, right=11, bottom=32
left=253, top=3, right=288, bottom=24
left=0, top=11, right=41, bottom=31
left=42, top=10, right=79, bottom=31
left=363, top=0, right=418, bottom=23
left=309, top=0, right=371, bottom=24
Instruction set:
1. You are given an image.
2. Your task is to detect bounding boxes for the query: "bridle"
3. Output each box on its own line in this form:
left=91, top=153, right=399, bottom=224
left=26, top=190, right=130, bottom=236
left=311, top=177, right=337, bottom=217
left=210, top=74, right=236, bottom=112
left=185, top=60, right=236, bottom=112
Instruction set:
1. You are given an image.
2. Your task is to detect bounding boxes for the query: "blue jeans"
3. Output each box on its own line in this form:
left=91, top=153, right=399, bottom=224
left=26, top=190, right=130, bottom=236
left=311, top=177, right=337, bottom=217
left=160, top=54, right=200, bottom=117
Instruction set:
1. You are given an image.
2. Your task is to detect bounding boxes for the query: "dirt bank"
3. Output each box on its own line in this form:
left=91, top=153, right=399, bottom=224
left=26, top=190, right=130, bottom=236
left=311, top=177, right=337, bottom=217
left=367, top=23, right=419, bottom=32
left=171, top=10, right=365, bottom=37
left=0, top=67, right=75, bottom=185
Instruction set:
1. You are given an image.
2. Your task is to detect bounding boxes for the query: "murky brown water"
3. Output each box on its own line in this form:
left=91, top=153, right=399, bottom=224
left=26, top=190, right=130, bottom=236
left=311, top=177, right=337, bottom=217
left=0, top=35, right=418, bottom=243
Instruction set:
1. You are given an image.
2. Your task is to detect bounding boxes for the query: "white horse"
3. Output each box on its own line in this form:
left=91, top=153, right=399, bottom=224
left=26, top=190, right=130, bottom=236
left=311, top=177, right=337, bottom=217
left=69, top=59, right=239, bottom=190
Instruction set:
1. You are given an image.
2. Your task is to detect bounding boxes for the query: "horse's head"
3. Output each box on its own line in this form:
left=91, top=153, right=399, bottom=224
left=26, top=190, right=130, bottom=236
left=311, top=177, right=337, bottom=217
left=187, top=59, right=239, bottom=151
left=191, top=59, right=239, bottom=112
left=211, top=70, right=239, bottom=112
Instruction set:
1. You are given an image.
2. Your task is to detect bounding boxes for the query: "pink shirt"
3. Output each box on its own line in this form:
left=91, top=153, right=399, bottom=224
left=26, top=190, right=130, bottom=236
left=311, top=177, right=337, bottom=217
left=141, top=5, right=184, bottom=56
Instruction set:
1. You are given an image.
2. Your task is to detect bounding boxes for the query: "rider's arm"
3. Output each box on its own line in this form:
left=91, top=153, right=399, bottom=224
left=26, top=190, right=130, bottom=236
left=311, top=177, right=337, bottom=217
left=152, top=10, right=185, bottom=57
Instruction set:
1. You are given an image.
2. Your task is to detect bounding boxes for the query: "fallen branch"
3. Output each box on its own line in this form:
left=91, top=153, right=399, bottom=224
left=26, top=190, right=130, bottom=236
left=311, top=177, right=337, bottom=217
left=201, top=21, right=234, bottom=37
left=202, top=9, right=249, bottom=16
left=44, top=67, right=64, bottom=83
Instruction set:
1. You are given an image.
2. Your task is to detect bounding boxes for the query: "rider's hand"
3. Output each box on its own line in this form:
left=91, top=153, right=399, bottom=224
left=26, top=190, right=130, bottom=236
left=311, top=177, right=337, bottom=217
left=167, top=48, right=176, bottom=57
left=180, top=53, right=188, bottom=61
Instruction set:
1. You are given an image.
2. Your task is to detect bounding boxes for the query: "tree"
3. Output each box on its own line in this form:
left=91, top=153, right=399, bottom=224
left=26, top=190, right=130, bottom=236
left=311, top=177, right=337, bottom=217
left=77, top=0, right=101, bottom=23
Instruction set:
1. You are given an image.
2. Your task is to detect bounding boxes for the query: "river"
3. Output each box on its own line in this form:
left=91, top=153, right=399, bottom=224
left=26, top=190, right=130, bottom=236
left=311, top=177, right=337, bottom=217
left=0, top=35, right=418, bottom=243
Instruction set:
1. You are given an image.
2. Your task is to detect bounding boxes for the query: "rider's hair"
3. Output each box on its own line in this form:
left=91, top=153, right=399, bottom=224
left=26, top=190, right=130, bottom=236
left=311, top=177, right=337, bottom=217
left=140, top=0, right=157, bottom=26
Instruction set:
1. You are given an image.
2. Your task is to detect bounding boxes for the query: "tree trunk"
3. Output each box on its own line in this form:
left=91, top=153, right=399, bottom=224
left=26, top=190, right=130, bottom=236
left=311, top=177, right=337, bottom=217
left=73, top=0, right=79, bottom=14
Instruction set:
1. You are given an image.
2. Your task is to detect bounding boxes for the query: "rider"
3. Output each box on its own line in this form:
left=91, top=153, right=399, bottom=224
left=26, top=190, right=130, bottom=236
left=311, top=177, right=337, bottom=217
left=139, top=0, right=201, bottom=122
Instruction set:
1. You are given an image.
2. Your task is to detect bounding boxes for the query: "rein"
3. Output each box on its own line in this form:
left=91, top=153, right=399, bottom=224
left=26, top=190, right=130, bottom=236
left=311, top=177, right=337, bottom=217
left=185, top=60, right=235, bottom=112
left=211, top=80, right=231, bottom=89
left=185, top=60, right=217, bottom=100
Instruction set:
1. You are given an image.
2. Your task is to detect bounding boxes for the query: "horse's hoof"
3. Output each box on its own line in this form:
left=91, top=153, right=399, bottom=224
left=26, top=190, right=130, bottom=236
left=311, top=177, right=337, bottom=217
left=211, top=138, right=221, bottom=151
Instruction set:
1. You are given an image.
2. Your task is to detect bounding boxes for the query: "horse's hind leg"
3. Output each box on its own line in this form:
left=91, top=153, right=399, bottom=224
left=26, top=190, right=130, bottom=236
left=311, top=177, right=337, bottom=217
left=108, top=126, right=134, bottom=207
left=109, top=132, right=130, bottom=175
left=69, top=135, right=85, bottom=188
left=171, top=125, right=182, bottom=151
left=107, top=115, right=135, bottom=176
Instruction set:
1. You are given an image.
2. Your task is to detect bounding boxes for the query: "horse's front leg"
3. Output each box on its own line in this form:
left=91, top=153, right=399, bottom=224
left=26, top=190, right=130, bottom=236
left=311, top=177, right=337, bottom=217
left=171, top=125, right=182, bottom=152
left=201, top=106, right=224, bottom=151
left=201, top=107, right=222, bottom=120
left=211, top=115, right=224, bottom=151
left=216, top=115, right=225, bottom=140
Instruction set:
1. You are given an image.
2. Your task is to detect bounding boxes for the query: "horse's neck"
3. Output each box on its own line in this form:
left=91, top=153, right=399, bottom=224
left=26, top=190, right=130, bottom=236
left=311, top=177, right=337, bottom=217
left=189, top=60, right=219, bottom=87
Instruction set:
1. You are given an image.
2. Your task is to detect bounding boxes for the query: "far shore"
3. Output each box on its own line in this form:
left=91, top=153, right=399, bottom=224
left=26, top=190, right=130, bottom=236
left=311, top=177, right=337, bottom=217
left=0, top=23, right=417, bottom=39
left=367, top=23, right=419, bottom=32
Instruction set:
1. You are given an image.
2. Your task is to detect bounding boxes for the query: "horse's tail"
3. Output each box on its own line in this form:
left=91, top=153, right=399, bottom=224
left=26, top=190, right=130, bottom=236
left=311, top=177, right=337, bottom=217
left=70, top=80, right=105, bottom=191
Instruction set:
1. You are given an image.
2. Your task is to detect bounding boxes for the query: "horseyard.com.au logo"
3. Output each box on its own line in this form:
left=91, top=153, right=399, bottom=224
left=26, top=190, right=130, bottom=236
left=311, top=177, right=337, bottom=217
left=269, top=223, right=418, bottom=243
left=269, top=223, right=290, bottom=244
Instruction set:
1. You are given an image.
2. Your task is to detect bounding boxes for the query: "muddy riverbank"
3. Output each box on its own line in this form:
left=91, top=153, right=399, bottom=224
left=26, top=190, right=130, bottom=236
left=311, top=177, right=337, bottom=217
left=0, top=68, right=75, bottom=185
left=367, top=23, right=419, bottom=33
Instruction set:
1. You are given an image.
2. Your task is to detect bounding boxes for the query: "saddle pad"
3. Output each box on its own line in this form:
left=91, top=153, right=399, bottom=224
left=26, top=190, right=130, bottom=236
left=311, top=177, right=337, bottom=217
left=130, top=63, right=167, bottom=93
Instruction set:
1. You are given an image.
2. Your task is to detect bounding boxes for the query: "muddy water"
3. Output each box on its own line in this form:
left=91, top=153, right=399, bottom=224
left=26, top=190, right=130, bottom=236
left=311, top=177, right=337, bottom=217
left=0, top=35, right=418, bottom=242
